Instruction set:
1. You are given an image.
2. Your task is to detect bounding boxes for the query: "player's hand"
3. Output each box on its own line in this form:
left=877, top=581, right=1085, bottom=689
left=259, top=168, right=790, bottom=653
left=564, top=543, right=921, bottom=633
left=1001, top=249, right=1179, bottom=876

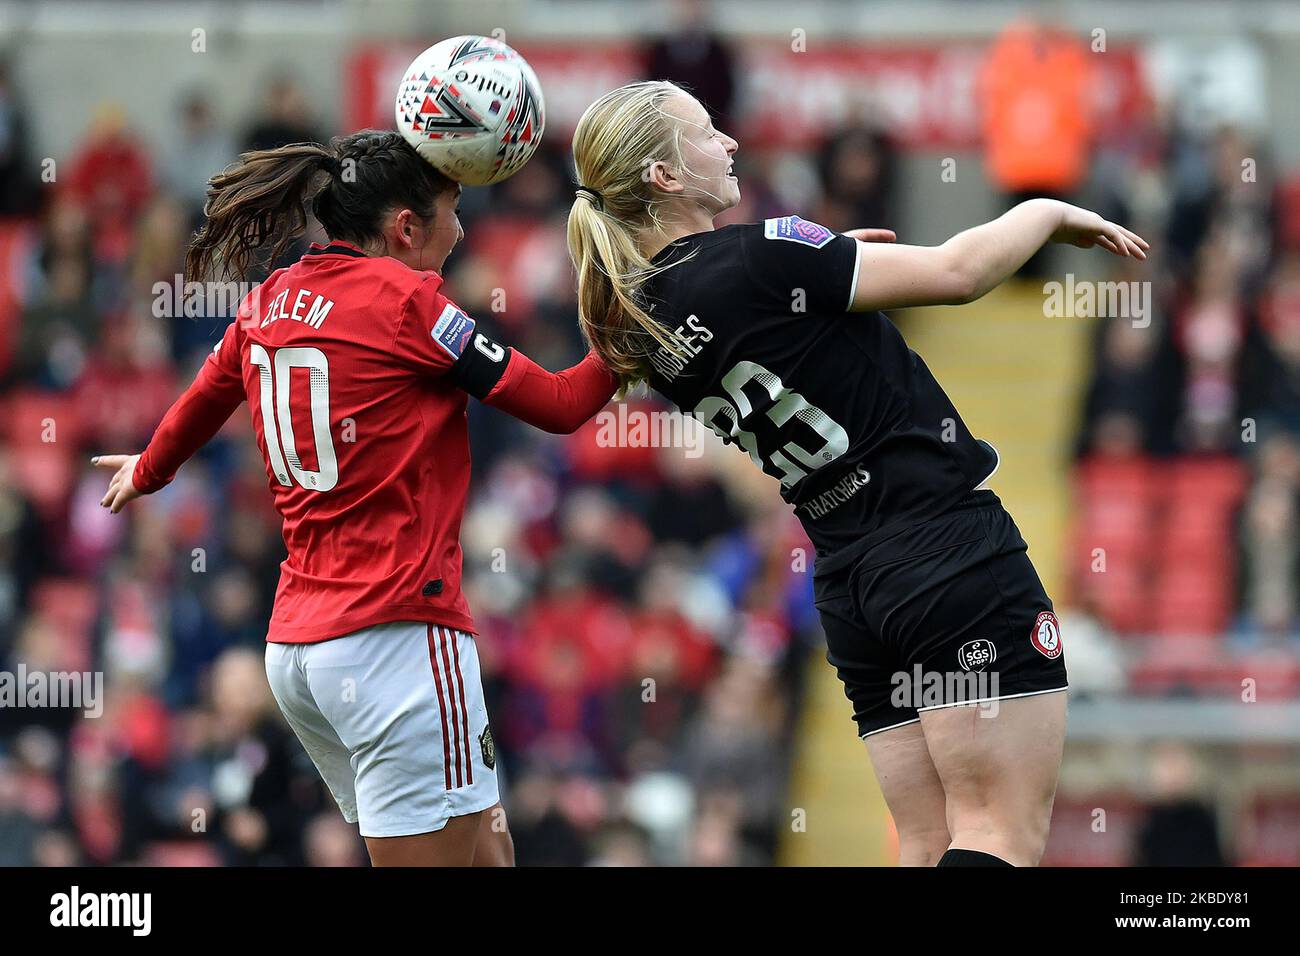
left=93, top=454, right=143, bottom=513
left=844, top=228, right=898, bottom=243
left=1049, top=203, right=1149, bottom=259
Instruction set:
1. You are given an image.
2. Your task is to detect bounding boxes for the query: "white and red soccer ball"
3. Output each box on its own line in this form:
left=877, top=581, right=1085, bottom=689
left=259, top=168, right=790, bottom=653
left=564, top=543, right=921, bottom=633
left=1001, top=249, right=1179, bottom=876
left=395, top=35, right=545, bottom=186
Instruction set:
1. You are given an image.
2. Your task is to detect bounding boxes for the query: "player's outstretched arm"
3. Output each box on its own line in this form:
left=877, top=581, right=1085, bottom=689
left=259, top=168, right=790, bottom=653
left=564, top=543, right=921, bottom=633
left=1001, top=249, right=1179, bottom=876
left=481, top=348, right=618, bottom=434
left=848, top=198, right=1148, bottom=312
left=94, top=380, right=244, bottom=513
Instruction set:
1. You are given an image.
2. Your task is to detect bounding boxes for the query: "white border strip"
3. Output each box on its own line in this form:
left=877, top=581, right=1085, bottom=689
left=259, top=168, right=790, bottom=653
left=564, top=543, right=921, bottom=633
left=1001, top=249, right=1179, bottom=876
left=859, top=716, right=921, bottom=740
left=845, top=244, right=862, bottom=312
left=915, top=684, right=1070, bottom=713
left=973, top=441, right=1001, bottom=490
left=856, top=685, right=1070, bottom=739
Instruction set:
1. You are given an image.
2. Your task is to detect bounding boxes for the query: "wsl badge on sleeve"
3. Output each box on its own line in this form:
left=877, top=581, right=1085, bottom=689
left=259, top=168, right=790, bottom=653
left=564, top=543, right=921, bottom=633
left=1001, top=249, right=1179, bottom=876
left=764, top=215, right=835, bottom=248
left=431, top=302, right=477, bottom=359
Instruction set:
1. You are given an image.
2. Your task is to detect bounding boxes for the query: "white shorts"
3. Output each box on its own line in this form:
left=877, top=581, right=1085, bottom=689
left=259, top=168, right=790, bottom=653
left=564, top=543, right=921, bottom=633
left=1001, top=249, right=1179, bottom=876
left=265, top=621, right=499, bottom=838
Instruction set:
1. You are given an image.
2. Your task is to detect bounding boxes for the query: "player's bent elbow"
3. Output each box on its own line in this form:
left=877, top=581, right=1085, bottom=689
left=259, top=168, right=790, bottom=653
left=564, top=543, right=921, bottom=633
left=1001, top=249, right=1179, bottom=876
left=554, top=413, right=592, bottom=435
left=927, top=241, right=986, bottom=306
left=531, top=411, right=586, bottom=435
left=945, top=266, right=985, bottom=306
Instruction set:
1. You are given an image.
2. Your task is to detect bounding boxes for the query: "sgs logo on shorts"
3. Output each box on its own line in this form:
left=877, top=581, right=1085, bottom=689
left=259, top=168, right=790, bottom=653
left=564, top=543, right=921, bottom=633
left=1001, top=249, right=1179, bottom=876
left=957, top=639, right=997, bottom=672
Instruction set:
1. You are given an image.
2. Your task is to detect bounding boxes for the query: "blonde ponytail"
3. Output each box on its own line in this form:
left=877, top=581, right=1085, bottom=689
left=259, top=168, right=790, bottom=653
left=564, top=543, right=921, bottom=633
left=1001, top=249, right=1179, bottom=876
left=566, top=81, right=697, bottom=392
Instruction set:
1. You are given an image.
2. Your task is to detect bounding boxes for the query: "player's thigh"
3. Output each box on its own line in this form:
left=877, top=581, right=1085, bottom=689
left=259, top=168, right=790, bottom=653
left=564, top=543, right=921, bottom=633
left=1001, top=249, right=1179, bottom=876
left=264, top=642, right=359, bottom=823
left=921, top=690, right=1066, bottom=828
left=302, top=622, right=501, bottom=840
left=365, top=810, right=483, bottom=867
left=864, top=719, right=948, bottom=842
left=472, top=802, right=515, bottom=867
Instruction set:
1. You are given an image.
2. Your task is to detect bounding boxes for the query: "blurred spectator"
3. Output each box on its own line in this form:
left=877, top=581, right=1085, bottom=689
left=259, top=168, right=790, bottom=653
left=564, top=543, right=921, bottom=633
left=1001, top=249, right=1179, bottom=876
left=1238, top=431, right=1300, bottom=638
left=814, top=125, right=897, bottom=235
left=979, top=19, right=1094, bottom=276
left=508, top=770, right=590, bottom=867
left=0, top=59, right=36, bottom=216
left=241, top=76, right=325, bottom=153
left=1076, top=317, right=1182, bottom=457
left=680, top=656, right=787, bottom=860
left=163, top=93, right=236, bottom=226
left=588, top=818, right=655, bottom=866
left=65, top=105, right=154, bottom=265
left=1173, top=236, right=1246, bottom=451
left=979, top=19, right=1094, bottom=203
left=1241, top=253, right=1300, bottom=435
left=14, top=199, right=96, bottom=390
left=303, top=811, right=367, bottom=867
left=643, top=0, right=737, bottom=131
left=1133, top=743, right=1228, bottom=866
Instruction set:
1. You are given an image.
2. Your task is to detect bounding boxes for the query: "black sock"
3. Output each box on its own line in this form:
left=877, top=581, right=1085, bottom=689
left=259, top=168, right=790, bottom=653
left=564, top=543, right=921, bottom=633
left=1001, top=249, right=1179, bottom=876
left=936, top=848, right=1014, bottom=867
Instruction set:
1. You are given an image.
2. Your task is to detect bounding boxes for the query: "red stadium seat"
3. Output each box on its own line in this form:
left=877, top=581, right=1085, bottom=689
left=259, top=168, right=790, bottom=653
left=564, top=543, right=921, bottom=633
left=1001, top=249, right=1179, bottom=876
left=1076, top=564, right=1150, bottom=635
left=1237, top=796, right=1300, bottom=866
left=1127, top=634, right=1221, bottom=694
left=1040, top=793, right=1146, bottom=866
left=9, top=443, right=75, bottom=520
left=1152, top=564, right=1233, bottom=636
left=1166, top=456, right=1248, bottom=508
left=1070, top=456, right=1165, bottom=633
left=2, top=389, right=84, bottom=448
left=1230, top=651, right=1300, bottom=699
left=0, top=220, right=35, bottom=377
left=30, top=578, right=99, bottom=672
left=1276, top=175, right=1300, bottom=253
left=141, top=842, right=225, bottom=867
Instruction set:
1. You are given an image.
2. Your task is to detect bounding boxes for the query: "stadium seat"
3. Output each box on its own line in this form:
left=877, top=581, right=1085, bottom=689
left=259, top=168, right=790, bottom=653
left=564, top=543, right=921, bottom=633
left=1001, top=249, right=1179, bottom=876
left=2, top=389, right=84, bottom=448
left=1127, top=633, right=1221, bottom=694
left=1237, top=796, right=1300, bottom=866
left=8, top=443, right=75, bottom=519
left=1152, top=566, right=1234, bottom=636
left=1040, top=793, right=1146, bottom=866
left=30, top=578, right=99, bottom=672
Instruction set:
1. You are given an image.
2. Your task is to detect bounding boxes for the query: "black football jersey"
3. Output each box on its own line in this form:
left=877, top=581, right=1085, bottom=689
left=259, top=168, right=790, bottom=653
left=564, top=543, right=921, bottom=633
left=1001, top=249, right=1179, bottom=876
left=640, top=216, right=999, bottom=574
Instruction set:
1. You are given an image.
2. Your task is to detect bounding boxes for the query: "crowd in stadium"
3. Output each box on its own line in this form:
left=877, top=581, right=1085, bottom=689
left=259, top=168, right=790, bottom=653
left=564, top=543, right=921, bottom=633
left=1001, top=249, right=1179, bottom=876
left=0, top=19, right=1295, bottom=866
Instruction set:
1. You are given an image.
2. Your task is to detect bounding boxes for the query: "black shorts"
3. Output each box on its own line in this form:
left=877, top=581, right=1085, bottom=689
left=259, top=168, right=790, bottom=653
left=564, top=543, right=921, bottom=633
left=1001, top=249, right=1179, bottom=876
left=812, top=490, right=1068, bottom=739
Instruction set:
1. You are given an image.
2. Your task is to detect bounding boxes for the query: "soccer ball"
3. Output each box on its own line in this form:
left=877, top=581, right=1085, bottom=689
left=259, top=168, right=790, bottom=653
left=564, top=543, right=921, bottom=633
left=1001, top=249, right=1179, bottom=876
left=395, top=35, right=545, bottom=186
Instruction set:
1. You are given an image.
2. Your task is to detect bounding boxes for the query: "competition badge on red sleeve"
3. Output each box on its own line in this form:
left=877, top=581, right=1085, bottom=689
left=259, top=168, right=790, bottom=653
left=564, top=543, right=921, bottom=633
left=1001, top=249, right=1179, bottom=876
left=432, top=303, right=477, bottom=359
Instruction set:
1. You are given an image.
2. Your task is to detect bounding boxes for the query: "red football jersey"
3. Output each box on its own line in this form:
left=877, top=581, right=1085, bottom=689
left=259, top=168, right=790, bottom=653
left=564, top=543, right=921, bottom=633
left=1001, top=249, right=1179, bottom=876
left=201, top=242, right=485, bottom=641
left=134, top=241, right=616, bottom=644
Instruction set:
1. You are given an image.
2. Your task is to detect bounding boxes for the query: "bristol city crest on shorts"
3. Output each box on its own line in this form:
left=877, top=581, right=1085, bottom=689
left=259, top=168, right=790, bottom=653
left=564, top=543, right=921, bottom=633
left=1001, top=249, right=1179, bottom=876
left=1029, top=611, right=1063, bottom=660
left=957, top=639, right=997, bottom=672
